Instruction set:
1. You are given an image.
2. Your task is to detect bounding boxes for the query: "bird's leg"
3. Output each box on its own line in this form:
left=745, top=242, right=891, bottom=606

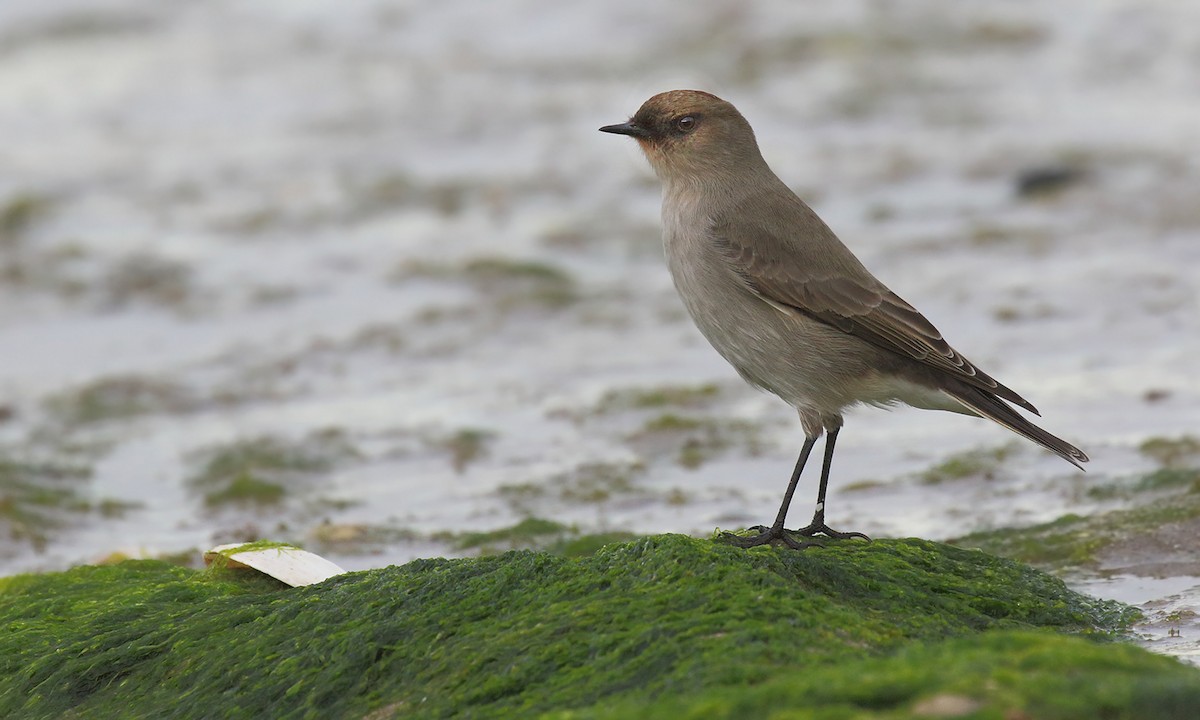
left=724, top=435, right=821, bottom=550
left=792, top=429, right=870, bottom=541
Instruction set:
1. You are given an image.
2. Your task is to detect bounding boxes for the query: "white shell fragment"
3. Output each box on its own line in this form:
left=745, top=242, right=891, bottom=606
left=204, top=543, right=347, bottom=587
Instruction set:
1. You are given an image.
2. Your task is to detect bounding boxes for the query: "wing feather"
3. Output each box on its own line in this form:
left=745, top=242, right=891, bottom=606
left=710, top=194, right=1039, bottom=414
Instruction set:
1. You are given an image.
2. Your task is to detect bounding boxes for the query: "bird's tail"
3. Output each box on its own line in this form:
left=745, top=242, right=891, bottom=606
left=943, top=383, right=1089, bottom=469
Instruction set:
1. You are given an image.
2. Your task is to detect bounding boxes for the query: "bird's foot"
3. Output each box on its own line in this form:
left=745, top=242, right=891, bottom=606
left=721, top=525, right=820, bottom=551
left=790, top=521, right=870, bottom=541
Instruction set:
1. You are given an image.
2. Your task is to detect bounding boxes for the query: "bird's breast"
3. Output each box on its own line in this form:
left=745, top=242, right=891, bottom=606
left=662, top=205, right=797, bottom=386
left=659, top=192, right=880, bottom=415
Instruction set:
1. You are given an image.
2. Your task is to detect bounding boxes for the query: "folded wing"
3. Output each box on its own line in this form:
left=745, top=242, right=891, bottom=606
left=711, top=193, right=1040, bottom=415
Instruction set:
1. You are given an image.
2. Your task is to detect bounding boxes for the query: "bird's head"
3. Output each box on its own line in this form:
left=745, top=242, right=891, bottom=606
left=600, top=90, right=765, bottom=182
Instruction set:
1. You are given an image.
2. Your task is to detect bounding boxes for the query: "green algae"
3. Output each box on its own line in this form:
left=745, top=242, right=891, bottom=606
left=1139, top=435, right=1200, bottom=469
left=187, top=429, right=360, bottom=508
left=309, top=522, right=421, bottom=556
left=496, top=461, right=649, bottom=515
left=0, top=452, right=97, bottom=550
left=202, top=471, right=287, bottom=506
left=394, top=256, right=578, bottom=310
left=956, top=513, right=1109, bottom=568
left=592, top=383, right=722, bottom=414
left=0, top=193, right=52, bottom=242
left=208, top=539, right=301, bottom=558
left=99, top=253, right=197, bottom=311
left=917, top=443, right=1016, bottom=484
left=436, top=519, right=640, bottom=558
left=627, top=414, right=768, bottom=469
left=555, top=461, right=643, bottom=502
left=541, top=531, right=641, bottom=558
left=439, top=517, right=572, bottom=552
left=957, top=464, right=1200, bottom=571
left=348, top=172, right=471, bottom=218
left=459, top=257, right=578, bottom=309
left=579, top=630, right=1200, bottom=720
left=1137, top=467, right=1200, bottom=492
left=1087, top=468, right=1200, bottom=500
left=428, top=427, right=494, bottom=474
left=45, top=375, right=196, bottom=426
left=0, top=535, right=1167, bottom=719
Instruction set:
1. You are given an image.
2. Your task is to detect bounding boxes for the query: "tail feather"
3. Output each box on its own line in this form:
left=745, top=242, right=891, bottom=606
left=943, top=384, right=1089, bottom=469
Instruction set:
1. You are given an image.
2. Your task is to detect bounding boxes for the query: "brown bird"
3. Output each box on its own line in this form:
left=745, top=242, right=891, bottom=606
left=600, top=90, right=1087, bottom=549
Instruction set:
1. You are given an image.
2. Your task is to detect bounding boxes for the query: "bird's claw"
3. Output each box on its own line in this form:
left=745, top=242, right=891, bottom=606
left=720, top=527, right=821, bottom=551
left=790, top=522, right=870, bottom=541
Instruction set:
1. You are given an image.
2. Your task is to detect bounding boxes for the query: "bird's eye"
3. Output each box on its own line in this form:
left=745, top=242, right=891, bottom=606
left=674, top=116, right=697, bottom=134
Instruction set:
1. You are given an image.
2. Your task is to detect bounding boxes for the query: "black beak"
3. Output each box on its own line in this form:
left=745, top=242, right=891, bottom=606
left=599, top=121, right=651, bottom=139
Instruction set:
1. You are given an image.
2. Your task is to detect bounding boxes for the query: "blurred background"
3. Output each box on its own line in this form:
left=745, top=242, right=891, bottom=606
left=0, top=0, right=1198, bottom=644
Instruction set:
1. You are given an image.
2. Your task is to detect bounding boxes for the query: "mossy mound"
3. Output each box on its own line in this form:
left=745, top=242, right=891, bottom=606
left=581, top=630, right=1200, bottom=720
left=1, top=535, right=1195, bottom=719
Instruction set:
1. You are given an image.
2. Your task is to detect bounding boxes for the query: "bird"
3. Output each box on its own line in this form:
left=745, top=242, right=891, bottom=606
left=599, top=90, right=1088, bottom=550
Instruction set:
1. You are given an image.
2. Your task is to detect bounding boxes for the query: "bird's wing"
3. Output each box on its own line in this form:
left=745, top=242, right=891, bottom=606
left=710, top=192, right=1040, bottom=414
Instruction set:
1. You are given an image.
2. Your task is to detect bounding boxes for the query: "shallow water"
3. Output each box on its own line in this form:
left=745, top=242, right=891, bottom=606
left=1, top=0, right=1198, bottom=663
